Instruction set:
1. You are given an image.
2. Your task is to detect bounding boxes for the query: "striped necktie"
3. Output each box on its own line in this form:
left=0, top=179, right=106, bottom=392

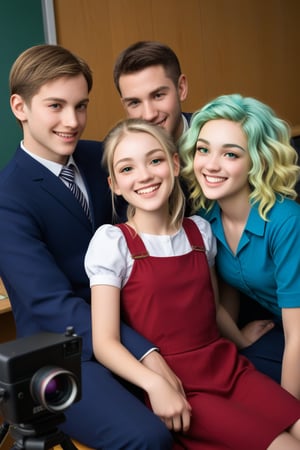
left=59, top=164, right=91, bottom=221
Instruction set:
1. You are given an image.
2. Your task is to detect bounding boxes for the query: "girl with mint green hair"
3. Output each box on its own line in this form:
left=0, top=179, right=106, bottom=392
left=180, top=93, right=300, bottom=399
left=181, top=93, right=299, bottom=217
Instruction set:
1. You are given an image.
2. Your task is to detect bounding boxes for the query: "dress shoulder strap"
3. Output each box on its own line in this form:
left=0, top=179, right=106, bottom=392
left=116, top=223, right=149, bottom=260
left=117, top=218, right=205, bottom=258
left=182, top=218, right=206, bottom=252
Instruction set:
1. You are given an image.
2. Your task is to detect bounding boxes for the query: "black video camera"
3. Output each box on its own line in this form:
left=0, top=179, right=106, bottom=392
left=0, top=329, right=82, bottom=425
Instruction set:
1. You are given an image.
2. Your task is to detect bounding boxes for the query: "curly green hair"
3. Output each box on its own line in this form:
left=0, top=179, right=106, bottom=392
left=180, top=94, right=299, bottom=220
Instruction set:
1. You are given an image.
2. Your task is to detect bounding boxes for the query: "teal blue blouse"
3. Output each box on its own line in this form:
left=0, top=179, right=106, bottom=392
left=201, top=198, right=300, bottom=319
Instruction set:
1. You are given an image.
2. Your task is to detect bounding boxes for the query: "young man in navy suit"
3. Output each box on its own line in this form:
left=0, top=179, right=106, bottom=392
left=0, top=44, right=175, bottom=449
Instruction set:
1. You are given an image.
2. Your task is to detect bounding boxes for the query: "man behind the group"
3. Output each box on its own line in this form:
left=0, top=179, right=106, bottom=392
left=113, top=40, right=190, bottom=142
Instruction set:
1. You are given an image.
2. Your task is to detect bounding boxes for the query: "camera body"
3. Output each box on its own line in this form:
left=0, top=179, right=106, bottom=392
left=0, top=330, right=82, bottom=424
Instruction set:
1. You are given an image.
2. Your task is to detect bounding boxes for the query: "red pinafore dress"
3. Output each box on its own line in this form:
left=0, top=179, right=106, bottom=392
left=117, top=218, right=300, bottom=450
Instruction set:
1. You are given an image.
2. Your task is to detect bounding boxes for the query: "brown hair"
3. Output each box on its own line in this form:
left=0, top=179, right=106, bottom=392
left=10, top=44, right=93, bottom=103
left=113, top=41, right=182, bottom=94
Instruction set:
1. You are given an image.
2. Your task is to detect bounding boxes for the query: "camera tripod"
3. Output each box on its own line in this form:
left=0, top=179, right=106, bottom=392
left=1, top=414, right=79, bottom=450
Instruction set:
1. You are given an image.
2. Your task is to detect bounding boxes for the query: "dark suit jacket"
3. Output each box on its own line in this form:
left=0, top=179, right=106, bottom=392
left=183, top=112, right=192, bottom=125
left=0, top=140, right=153, bottom=360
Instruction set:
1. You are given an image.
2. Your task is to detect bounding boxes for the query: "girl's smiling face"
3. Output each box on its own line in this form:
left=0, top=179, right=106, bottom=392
left=193, top=119, right=251, bottom=203
left=111, top=131, right=179, bottom=214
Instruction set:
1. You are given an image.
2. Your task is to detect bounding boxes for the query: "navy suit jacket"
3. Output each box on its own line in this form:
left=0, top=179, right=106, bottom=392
left=0, top=140, right=153, bottom=360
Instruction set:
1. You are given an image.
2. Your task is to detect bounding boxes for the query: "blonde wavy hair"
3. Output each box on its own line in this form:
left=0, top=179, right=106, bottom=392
left=102, top=118, right=185, bottom=228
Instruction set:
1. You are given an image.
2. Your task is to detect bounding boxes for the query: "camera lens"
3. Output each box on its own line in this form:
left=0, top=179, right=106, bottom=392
left=30, top=366, right=78, bottom=413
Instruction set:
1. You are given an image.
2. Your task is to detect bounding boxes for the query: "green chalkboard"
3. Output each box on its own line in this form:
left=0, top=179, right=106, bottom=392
left=0, top=1, right=45, bottom=169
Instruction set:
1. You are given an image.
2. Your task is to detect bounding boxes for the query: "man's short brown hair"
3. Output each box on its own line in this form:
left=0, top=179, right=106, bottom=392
left=113, top=41, right=182, bottom=94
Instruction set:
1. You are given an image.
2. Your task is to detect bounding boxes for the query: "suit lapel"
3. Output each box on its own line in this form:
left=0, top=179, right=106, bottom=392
left=15, top=147, right=92, bottom=230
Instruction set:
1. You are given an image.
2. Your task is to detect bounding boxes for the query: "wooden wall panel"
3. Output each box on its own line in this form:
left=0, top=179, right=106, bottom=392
left=53, top=0, right=300, bottom=141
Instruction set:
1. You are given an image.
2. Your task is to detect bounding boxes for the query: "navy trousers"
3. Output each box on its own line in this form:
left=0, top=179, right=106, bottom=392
left=60, top=360, right=173, bottom=449
left=239, top=325, right=284, bottom=383
left=238, top=296, right=283, bottom=384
